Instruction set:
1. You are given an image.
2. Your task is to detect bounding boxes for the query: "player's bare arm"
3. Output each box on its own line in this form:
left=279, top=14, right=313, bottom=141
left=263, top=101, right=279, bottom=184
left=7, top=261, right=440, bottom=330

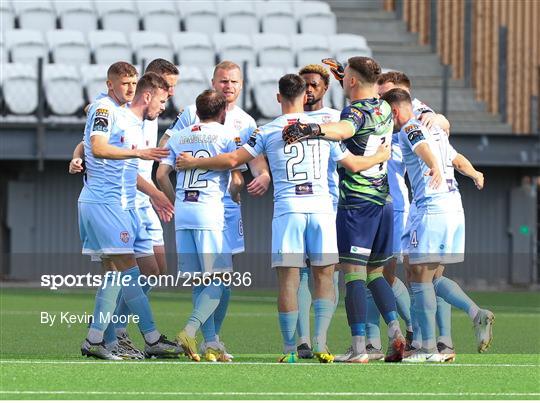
left=229, top=170, right=244, bottom=204
left=339, top=143, right=391, bottom=173
left=69, top=141, right=85, bottom=174
left=452, top=153, right=484, bottom=190
left=247, top=155, right=271, bottom=197
left=91, top=136, right=169, bottom=161
left=176, top=147, right=254, bottom=171
left=156, top=164, right=176, bottom=204
left=414, top=142, right=443, bottom=189
left=157, top=132, right=170, bottom=148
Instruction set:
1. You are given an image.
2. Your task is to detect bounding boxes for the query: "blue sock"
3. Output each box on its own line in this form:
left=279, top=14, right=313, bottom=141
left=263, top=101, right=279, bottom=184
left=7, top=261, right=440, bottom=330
left=313, top=298, right=334, bottom=352
left=366, top=289, right=381, bottom=348
left=186, top=284, right=223, bottom=337
left=296, top=267, right=312, bottom=344
left=198, top=285, right=218, bottom=343
left=119, top=267, right=157, bottom=341
left=366, top=273, right=398, bottom=324
left=333, top=270, right=340, bottom=312
left=344, top=272, right=367, bottom=337
left=392, top=277, right=412, bottom=331
left=213, top=285, right=231, bottom=335
left=112, top=282, right=151, bottom=335
left=409, top=287, right=422, bottom=347
left=87, top=272, right=120, bottom=343
left=433, top=276, right=479, bottom=319
left=279, top=311, right=298, bottom=353
left=410, top=282, right=437, bottom=350
left=436, top=296, right=452, bottom=343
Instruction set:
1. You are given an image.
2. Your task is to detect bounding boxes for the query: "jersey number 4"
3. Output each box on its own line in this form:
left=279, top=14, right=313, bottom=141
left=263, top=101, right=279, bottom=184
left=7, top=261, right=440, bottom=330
left=182, top=150, right=211, bottom=188
left=284, top=139, right=321, bottom=182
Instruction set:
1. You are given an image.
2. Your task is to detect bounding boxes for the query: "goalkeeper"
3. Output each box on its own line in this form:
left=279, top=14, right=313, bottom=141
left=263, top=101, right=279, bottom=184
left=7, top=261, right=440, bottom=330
left=283, top=57, right=405, bottom=363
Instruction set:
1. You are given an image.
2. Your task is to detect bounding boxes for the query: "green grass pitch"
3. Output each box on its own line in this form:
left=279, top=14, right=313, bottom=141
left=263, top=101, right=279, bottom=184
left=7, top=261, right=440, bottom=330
left=1, top=288, right=539, bottom=400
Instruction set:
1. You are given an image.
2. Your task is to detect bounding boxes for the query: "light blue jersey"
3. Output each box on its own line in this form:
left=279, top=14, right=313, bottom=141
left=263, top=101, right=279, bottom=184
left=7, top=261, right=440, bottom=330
left=119, top=108, right=145, bottom=210
left=304, top=107, right=341, bottom=208
left=243, top=113, right=348, bottom=217
left=165, top=104, right=256, bottom=209
left=79, top=96, right=127, bottom=205
left=398, top=118, right=459, bottom=213
left=162, top=122, right=238, bottom=231
left=135, top=118, right=158, bottom=208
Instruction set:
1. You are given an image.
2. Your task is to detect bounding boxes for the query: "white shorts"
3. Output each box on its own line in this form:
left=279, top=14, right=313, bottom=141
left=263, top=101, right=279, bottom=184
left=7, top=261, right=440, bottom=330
left=407, top=210, right=465, bottom=265
left=79, top=203, right=153, bottom=259
left=176, top=229, right=232, bottom=275
left=224, top=205, right=244, bottom=255
left=137, top=205, right=164, bottom=246
left=271, top=212, right=338, bottom=268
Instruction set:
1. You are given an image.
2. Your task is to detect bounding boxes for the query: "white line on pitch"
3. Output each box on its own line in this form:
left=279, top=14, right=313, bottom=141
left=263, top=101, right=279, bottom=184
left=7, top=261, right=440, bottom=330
left=0, top=359, right=538, bottom=367
left=1, top=391, right=539, bottom=397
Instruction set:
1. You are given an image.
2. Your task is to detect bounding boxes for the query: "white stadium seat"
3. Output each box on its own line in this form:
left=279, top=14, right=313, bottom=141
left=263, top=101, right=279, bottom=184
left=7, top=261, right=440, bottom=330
left=178, top=1, right=221, bottom=35
left=250, top=66, right=284, bottom=118
left=294, top=1, right=336, bottom=35
left=46, top=30, right=89, bottom=65
left=330, top=80, right=346, bottom=111
left=129, top=31, right=173, bottom=66
left=80, top=64, right=109, bottom=102
left=5, top=30, right=48, bottom=64
left=12, top=0, right=56, bottom=32
left=331, top=34, right=372, bottom=61
left=171, top=66, right=208, bottom=112
left=256, top=2, right=296, bottom=35
left=218, top=1, right=259, bottom=34
left=213, top=33, right=256, bottom=67
left=95, top=1, right=140, bottom=33
left=88, top=30, right=132, bottom=65
left=0, top=32, right=6, bottom=63
left=54, top=1, right=98, bottom=33
left=137, top=0, right=180, bottom=33
left=43, top=64, right=84, bottom=115
left=1, top=1, right=15, bottom=30
left=172, top=32, right=215, bottom=66
left=2, top=63, right=38, bottom=115
left=292, top=34, right=331, bottom=67
left=253, top=33, right=294, bottom=67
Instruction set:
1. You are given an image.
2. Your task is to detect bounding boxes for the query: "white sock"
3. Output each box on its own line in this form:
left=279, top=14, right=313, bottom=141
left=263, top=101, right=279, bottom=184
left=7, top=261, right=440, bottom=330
left=368, top=338, right=382, bottom=350
left=115, top=327, right=127, bottom=337
left=283, top=343, right=296, bottom=354
left=184, top=324, right=197, bottom=338
left=105, top=340, right=118, bottom=350
left=468, top=306, right=480, bottom=320
left=422, top=339, right=436, bottom=351
left=87, top=328, right=104, bottom=344
left=352, top=335, right=366, bottom=355
left=298, top=336, right=310, bottom=346
left=143, top=330, right=160, bottom=344
left=387, top=319, right=402, bottom=338
left=438, top=336, right=453, bottom=347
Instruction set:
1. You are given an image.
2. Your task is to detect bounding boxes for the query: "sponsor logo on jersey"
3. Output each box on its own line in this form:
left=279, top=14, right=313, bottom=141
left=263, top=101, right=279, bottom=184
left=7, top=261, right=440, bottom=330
left=407, top=129, right=424, bottom=145
left=191, top=125, right=201, bottom=132
left=184, top=190, right=200, bottom=202
left=322, top=114, right=332, bottom=123
left=295, top=182, right=313, bottom=195
left=120, top=231, right=130, bottom=243
left=247, top=129, right=259, bottom=147
left=92, top=117, right=108, bottom=132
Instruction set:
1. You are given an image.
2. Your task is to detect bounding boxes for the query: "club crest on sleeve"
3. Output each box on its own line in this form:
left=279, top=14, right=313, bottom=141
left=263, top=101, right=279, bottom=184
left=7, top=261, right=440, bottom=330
left=247, top=129, right=260, bottom=147
left=234, top=136, right=242, bottom=146
left=120, top=231, right=130, bottom=243
left=191, top=125, right=201, bottom=132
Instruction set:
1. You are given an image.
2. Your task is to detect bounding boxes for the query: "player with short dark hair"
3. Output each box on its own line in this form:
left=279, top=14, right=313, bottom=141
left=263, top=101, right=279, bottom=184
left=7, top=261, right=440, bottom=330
left=283, top=57, right=406, bottom=363
left=175, top=73, right=390, bottom=363
left=381, top=88, right=494, bottom=362
left=157, top=89, right=244, bottom=362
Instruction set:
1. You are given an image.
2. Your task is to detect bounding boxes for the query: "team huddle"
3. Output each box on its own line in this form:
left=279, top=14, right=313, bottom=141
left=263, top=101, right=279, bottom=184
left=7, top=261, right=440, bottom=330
left=70, top=55, right=494, bottom=364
